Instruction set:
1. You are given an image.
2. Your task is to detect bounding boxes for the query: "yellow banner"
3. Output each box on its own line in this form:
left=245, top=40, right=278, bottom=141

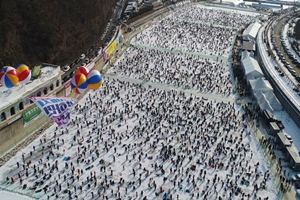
left=107, top=40, right=117, bottom=58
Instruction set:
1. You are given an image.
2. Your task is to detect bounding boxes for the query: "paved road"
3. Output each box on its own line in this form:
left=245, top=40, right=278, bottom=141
left=274, top=17, right=300, bottom=76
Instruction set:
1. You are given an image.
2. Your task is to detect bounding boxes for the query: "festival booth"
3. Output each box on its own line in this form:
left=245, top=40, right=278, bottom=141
left=240, top=50, right=254, bottom=60
left=242, top=22, right=261, bottom=52
left=249, top=77, right=273, bottom=93
left=253, top=89, right=282, bottom=112
left=242, top=22, right=261, bottom=41
left=241, top=56, right=264, bottom=81
left=259, top=101, right=274, bottom=113
left=267, top=94, right=282, bottom=111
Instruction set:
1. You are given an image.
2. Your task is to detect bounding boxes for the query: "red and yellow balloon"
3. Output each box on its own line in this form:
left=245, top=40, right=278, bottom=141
left=71, top=73, right=88, bottom=94
left=16, top=64, right=31, bottom=85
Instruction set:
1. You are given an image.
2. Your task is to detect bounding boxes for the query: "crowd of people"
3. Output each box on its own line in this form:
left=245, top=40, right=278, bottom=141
left=173, top=7, right=256, bottom=28
left=132, top=18, right=235, bottom=57
left=114, top=47, right=232, bottom=95
left=0, top=4, right=278, bottom=200
left=132, top=6, right=257, bottom=57
left=2, top=79, right=276, bottom=200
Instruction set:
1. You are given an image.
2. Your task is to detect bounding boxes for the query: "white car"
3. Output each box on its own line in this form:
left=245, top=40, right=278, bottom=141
left=85, top=58, right=90, bottom=64
left=62, top=65, right=70, bottom=72
left=80, top=54, right=85, bottom=60
left=285, top=133, right=293, bottom=142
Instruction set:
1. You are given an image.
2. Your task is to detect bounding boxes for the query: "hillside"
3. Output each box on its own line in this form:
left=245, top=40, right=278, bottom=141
left=0, top=0, right=118, bottom=68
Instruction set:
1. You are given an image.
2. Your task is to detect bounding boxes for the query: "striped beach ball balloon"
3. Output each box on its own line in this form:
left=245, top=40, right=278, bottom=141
left=87, top=70, right=103, bottom=90
left=0, top=68, right=4, bottom=81
left=0, top=66, right=19, bottom=88
left=76, top=66, right=89, bottom=77
left=0, top=66, right=13, bottom=82
left=71, top=73, right=88, bottom=94
left=16, top=64, right=31, bottom=85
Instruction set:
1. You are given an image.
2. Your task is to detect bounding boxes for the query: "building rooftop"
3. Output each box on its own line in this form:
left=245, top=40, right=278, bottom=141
left=0, top=64, right=61, bottom=110
left=243, top=22, right=261, bottom=41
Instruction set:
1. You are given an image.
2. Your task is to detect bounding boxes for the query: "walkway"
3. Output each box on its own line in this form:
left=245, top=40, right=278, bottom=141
left=167, top=15, right=240, bottom=30
left=105, top=73, right=235, bottom=104
left=129, top=43, right=229, bottom=62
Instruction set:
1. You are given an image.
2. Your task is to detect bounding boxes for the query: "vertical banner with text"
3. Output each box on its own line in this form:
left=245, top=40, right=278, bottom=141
left=64, top=80, right=71, bottom=97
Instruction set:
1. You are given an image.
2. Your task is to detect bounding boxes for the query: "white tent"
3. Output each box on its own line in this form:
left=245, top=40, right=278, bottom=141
left=268, top=95, right=282, bottom=111
left=264, top=90, right=275, bottom=100
left=259, top=101, right=274, bottom=113
left=247, top=73, right=256, bottom=80
left=249, top=77, right=273, bottom=93
left=254, top=91, right=264, bottom=100
left=241, top=56, right=264, bottom=80
left=257, top=94, right=267, bottom=105
left=242, top=41, right=256, bottom=51
left=243, top=22, right=261, bottom=42
left=254, top=89, right=282, bottom=111
left=240, top=50, right=254, bottom=60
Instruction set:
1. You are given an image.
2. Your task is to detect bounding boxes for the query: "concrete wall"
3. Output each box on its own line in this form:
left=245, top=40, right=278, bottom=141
left=0, top=113, right=49, bottom=156
left=0, top=86, right=65, bottom=156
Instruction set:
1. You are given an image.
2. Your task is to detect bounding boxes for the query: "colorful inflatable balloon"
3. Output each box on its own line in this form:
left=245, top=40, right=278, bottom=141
left=87, top=70, right=103, bottom=90
left=0, top=66, right=19, bottom=88
left=0, top=68, right=4, bottom=81
left=76, top=66, right=89, bottom=77
left=0, top=66, right=11, bottom=83
left=1, top=66, right=14, bottom=73
left=71, top=73, right=88, bottom=94
left=16, top=64, right=31, bottom=85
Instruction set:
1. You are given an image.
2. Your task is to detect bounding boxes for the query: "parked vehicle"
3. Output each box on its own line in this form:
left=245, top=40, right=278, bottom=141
left=80, top=54, right=85, bottom=60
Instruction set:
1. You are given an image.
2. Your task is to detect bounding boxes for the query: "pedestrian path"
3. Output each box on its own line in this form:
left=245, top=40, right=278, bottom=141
left=129, top=43, right=229, bottom=62
left=105, top=73, right=235, bottom=104
left=167, top=16, right=240, bottom=30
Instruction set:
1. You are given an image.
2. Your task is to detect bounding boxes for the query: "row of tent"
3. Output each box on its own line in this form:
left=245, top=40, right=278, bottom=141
left=240, top=50, right=282, bottom=112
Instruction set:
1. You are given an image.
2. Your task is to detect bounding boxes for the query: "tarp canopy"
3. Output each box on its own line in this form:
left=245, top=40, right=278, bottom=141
left=249, top=77, right=273, bottom=93
left=254, top=90, right=281, bottom=111
left=240, top=50, right=254, bottom=60
left=254, top=91, right=264, bottom=100
left=264, top=90, right=275, bottom=100
left=242, top=41, right=256, bottom=51
left=247, top=73, right=256, bottom=80
left=259, top=101, right=274, bottom=113
left=257, top=95, right=267, bottom=105
left=243, top=22, right=261, bottom=41
left=242, top=56, right=264, bottom=80
left=268, top=95, right=282, bottom=111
